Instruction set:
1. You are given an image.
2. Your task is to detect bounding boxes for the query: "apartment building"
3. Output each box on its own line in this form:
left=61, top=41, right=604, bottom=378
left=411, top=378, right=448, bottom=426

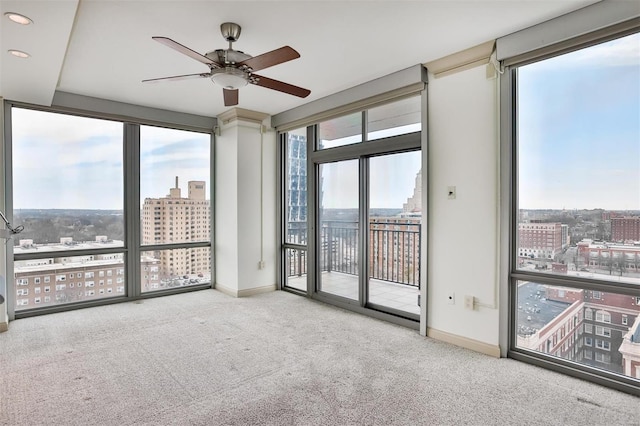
left=612, top=217, right=640, bottom=242
left=14, top=237, right=160, bottom=310
left=518, top=222, right=564, bottom=259
left=141, top=178, right=211, bottom=280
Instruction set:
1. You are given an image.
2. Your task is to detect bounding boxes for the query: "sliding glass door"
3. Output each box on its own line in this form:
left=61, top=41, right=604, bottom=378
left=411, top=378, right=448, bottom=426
left=280, top=95, right=424, bottom=324
left=317, top=159, right=360, bottom=301
left=368, top=152, right=421, bottom=316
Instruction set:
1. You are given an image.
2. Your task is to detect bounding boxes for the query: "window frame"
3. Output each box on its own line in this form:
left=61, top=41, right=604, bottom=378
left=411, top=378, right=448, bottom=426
left=278, top=93, right=426, bottom=329
left=3, top=101, right=215, bottom=319
left=500, top=25, right=640, bottom=395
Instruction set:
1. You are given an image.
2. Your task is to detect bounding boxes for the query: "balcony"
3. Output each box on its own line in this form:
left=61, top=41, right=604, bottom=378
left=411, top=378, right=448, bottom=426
left=286, top=220, right=420, bottom=316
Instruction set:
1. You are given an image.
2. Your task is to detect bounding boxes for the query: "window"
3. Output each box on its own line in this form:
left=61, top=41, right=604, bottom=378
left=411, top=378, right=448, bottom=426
left=595, top=311, right=611, bottom=324
left=9, top=105, right=212, bottom=314
left=622, top=315, right=628, bottom=326
left=509, top=30, right=640, bottom=389
left=318, top=113, right=362, bottom=150
left=594, top=326, right=611, bottom=337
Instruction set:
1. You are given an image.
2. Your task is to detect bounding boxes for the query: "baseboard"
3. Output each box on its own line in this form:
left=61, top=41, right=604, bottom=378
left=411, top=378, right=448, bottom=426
left=214, top=283, right=276, bottom=298
left=427, top=327, right=501, bottom=358
left=238, top=284, right=276, bottom=297
left=0, top=321, right=8, bottom=333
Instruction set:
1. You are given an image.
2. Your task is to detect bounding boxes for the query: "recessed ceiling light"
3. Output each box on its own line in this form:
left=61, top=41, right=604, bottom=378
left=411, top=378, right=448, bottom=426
left=4, top=12, right=33, bottom=25
left=8, top=49, right=30, bottom=58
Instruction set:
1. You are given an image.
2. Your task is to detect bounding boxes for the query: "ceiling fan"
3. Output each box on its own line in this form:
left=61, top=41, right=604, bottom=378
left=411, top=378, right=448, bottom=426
left=143, top=22, right=311, bottom=107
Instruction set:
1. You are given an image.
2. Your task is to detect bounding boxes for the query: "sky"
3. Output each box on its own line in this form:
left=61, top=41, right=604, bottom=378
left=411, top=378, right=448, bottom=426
left=319, top=151, right=421, bottom=209
left=11, top=109, right=210, bottom=210
left=518, top=32, right=639, bottom=211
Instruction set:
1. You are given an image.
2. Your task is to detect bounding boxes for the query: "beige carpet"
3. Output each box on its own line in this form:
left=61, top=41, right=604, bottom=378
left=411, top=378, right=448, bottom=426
left=0, top=289, right=637, bottom=425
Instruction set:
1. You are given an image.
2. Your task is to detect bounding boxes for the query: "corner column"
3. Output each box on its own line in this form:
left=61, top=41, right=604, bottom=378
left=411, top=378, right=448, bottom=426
left=214, top=108, right=278, bottom=297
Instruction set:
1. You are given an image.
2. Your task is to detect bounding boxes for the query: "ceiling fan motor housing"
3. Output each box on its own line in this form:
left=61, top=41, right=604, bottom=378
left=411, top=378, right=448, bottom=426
left=220, top=22, right=241, bottom=42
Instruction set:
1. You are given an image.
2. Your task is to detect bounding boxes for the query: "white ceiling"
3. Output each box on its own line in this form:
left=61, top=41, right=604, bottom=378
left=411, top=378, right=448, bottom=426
left=1, top=0, right=599, bottom=119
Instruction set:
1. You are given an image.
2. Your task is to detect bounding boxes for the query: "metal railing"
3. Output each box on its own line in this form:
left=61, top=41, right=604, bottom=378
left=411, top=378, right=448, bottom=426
left=286, top=220, right=421, bottom=287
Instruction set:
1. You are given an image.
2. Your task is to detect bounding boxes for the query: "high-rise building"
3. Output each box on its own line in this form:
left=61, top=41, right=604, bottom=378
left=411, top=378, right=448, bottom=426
left=141, top=178, right=211, bottom=279
left=402, top=169, right=421, bottom=217
left=611, top=217, right=640, bottom=242
left=287, top=133, right=307, bottom=244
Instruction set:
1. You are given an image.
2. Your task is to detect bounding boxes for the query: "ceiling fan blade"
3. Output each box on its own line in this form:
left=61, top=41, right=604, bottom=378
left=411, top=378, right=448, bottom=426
left=251, top=74, right=310, bottom=98
left=237, top=46, right=300, bottom=72
left=152, top=36, right=221, bottom=68
left=223, top=88, right=239, bottom=106
left=142, top=73, right=211, bottom=83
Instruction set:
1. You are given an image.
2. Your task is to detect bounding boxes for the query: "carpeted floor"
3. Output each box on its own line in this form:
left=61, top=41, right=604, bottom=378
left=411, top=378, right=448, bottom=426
left=0, top=289, right=637, bottom=425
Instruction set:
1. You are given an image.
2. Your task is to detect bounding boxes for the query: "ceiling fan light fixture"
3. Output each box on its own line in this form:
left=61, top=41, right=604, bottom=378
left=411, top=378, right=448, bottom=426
left=210, top=67, right=248, bottom=90
left=5, top=12, right=33, bottom=25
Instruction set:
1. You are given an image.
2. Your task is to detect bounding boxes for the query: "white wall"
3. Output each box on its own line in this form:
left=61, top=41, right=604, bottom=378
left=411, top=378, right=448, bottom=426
left=235, top=123, right=277, bottom=291
left=215, top=118, right=278, bottom=295
left=426, top=65, right=500, bottom=349
left=215, top=124, right=240, bottom=291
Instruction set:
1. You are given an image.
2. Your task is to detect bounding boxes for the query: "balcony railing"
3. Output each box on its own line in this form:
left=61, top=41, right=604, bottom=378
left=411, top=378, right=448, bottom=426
left=286, top=220, right=421, bottom=287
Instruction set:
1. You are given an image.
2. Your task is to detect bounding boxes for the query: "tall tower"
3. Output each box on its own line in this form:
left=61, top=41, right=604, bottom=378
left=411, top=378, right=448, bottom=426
left=141, top=178, right=211, bottom=279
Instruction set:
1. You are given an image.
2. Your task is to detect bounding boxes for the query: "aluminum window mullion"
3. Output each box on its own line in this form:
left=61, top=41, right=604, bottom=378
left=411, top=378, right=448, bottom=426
left=308, top=125, right=317, bottom=295
left=3, top=102, right=15, bottom=321
left=124, top=123, right=140, bottom=298
left=310, top=131, right=421, bottom=164
left=359, top=156, right=368, bottom=308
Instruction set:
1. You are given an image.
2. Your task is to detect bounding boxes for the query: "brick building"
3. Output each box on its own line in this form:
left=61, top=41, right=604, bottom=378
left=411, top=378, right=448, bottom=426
left=518, top=287, right=640, bottom=377
left=14, top=237, right=160, bottom=310
left=518, top=221, right=563, bottom=259
left=611, top=216, right=640, bottom=242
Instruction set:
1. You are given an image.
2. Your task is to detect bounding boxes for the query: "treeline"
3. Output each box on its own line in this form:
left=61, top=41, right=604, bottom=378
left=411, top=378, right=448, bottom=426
left=12, top=210, right=124, bottom=245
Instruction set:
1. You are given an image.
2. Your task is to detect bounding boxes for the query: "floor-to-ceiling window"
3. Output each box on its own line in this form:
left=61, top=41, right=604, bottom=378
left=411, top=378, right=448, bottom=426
left=504, top=29, right=640, bottom=393
left=282, top=127, right=308, bottom=292
left=6, top=105, right=213, bottom=317
left=280, top=94, right=424, bottom=324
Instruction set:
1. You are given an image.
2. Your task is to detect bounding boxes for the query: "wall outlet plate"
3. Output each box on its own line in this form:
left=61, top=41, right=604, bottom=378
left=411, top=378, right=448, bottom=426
left=464, top=295, right=475, bottom=310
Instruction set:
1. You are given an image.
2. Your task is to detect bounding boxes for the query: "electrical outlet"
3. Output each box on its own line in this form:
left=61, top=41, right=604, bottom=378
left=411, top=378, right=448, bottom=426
left=258, top=261, right=266, bottom=269
left=447, top=292, right=455, bottom=305
left=464, top=295, right=475, bottom=310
